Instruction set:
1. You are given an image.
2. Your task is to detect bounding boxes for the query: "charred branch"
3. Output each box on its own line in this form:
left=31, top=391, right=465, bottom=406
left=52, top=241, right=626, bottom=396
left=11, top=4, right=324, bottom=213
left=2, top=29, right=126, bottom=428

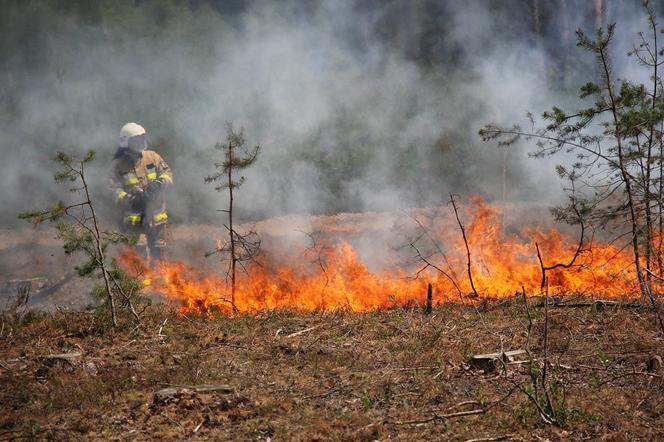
left=450, top=194, right=479, bottom=298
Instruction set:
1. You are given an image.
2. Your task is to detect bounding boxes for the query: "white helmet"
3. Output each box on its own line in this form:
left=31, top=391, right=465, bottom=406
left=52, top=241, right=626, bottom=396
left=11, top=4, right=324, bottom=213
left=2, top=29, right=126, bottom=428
left=119, top=122, right=146, bottom=148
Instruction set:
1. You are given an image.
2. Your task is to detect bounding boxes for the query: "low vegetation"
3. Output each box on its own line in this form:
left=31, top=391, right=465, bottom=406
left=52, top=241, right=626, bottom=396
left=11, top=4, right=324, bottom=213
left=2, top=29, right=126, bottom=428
left=1, top=297, right=662, bottom=440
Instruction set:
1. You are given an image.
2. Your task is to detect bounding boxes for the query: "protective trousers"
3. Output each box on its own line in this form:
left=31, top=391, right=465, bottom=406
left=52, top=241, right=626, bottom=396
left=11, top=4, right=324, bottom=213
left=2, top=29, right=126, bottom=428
left=111, top=149, right=173, bottom=261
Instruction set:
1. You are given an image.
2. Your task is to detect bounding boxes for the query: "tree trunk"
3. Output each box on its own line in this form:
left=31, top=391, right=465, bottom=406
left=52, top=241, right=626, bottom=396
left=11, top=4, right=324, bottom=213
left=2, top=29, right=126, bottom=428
left=81, top=162, right=117, bottom=327
left=559, top=0, right=570, bottom=84
left=227, top=142, right=237, bottom=313
left=645, top=21, right=659, bottom=292
left=532, top=0, right=541, bottom=34
left=659, top=120, right=663, bottom=274
left=598, top=41, right=648, bottom=301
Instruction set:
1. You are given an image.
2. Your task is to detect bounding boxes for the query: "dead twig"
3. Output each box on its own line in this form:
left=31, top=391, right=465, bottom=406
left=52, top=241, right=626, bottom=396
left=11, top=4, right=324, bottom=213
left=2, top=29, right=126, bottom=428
left=298, top=229, right=330, bottom=290
left=408, top=214, right=465, bottom=304
left=388, top=365, right=439, bottom=372
left=0, top=359, right=14, bottom=373
left=644, top=267, right=664, bottom=282
left=542, top=278, right=553, bottom=414
left=522, top=286, right=533, bottom=352
left=286, top=325, right=320, bottom=338
left=498, top=280, right=559, bottom=426
left=409, top=237, right=465, bottom=304
left=641, top=269, right=664, bottom=336
left=157, top=318, right=168, bottom=338
left=464, top=436, right=512, bottom=442
left=159, top=412, right=183, bottom=429
left=394, top=408, right=485, bottom=425
left=395, top=386, right=518, bottom=426
left=535, top=187, right=585, bottom=290
left=450, top=193, right=479, bottom=297
left=447, top=400, right=482, bottom=410
left=303, top=386, right=342, bottom=400
left=596, top=370, right=661, bottom=387
left=154, top=384, right=234, bottom=402
left=545, top=299, right=640, bottom=308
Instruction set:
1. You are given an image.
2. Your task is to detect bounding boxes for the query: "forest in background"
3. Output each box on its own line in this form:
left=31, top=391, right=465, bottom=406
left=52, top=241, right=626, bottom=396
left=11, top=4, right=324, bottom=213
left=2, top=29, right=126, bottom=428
left=0, top=0, right=658, bottom=226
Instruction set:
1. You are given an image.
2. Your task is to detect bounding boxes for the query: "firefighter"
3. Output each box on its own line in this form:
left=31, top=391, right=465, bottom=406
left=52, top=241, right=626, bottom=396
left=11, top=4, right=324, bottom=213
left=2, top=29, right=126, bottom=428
left=111, top=122, right=173, bottom=261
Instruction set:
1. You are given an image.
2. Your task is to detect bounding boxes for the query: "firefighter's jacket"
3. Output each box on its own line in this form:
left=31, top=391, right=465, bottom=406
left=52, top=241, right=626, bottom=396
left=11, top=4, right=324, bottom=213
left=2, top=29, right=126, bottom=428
left=111, top=148, right=173, bottom=228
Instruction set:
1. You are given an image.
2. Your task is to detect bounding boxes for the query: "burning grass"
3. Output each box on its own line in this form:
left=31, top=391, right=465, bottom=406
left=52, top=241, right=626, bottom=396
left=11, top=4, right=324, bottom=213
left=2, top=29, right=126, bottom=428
left=1, top=297, right=662, bottom=440
left=122, top=198, right=643, bottom=315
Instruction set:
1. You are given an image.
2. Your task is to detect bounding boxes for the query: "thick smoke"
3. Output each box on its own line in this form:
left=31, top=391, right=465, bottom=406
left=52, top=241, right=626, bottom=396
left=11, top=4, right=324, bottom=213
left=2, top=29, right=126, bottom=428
left=1, top=0, right=659, bottom=230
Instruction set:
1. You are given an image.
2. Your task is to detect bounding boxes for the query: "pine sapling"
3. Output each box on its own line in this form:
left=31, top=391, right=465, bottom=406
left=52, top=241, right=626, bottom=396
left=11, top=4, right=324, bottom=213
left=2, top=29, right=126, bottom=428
left=19, top=150, right=141, bottom=327
left=205, top=123, right=261, bottom=312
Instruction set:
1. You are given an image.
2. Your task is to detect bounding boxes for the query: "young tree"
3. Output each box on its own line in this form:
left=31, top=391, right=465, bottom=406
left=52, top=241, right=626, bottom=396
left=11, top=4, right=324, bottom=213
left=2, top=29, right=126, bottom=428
left=205, top=123, right=261, bottom=312
left=19, top=150, right=141, bottom=327
left=480, top=1, right=664, bottom=334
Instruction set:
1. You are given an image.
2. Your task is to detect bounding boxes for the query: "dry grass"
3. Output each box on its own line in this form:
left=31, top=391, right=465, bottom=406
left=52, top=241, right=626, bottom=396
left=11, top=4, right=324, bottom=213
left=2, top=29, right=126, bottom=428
left=1, top=296, right=663, bottom=441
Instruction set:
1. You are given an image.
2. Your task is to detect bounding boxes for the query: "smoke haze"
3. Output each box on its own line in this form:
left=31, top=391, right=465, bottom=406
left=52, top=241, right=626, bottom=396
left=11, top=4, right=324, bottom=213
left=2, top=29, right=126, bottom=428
left=1, top=0, right=661, bottom=228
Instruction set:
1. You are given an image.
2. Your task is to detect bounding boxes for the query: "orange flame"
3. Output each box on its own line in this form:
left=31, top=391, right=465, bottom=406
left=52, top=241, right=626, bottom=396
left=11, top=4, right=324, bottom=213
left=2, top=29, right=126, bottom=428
left=120, top=197, right=644, bottom=314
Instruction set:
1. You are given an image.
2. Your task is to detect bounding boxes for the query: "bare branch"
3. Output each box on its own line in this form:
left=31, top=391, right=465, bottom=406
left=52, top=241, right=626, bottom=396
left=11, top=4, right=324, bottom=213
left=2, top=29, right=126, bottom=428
left=449, top=194, right=479, bottom=298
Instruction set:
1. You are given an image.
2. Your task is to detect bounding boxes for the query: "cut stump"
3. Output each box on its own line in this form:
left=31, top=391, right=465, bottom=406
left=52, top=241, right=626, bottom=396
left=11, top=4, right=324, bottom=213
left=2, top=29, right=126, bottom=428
left=470, top=350, right=527, bottom=373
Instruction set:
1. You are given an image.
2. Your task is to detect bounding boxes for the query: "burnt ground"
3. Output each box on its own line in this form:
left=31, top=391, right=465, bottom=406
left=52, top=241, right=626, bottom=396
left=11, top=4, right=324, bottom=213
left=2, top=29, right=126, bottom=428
left=1, top=297, right=663, bottom=441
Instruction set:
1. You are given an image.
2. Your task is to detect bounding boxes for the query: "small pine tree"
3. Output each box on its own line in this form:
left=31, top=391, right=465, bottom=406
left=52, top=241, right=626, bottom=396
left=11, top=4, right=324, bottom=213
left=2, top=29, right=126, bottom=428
left=480, top=2, right=664, bottom=334
left=205, top=123, right=261, bottom=312
left=19, top=150, right=141, bottom=327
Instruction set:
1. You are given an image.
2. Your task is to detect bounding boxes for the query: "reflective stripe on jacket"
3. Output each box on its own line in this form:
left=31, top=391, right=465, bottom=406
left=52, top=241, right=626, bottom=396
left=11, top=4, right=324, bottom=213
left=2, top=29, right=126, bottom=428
left=111, top=149, right=172, bottom=226
left=111, top=150, right=172, bottom=194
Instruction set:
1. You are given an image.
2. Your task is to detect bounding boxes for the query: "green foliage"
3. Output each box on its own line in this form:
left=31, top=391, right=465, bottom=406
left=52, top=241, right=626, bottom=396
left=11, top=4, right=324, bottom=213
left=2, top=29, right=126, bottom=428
left=480, top=4, right=664, bottom=312
left=515, top=354, right=574, bottom=426
left=205, top=123, right=261, bottom=192
left=18, top=150, right=142, bottom=325
left=91, top=260, right=145, bottom=307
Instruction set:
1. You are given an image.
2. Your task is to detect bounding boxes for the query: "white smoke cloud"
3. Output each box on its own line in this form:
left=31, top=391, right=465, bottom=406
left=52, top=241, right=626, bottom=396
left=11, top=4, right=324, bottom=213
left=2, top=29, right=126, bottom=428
left=2, top=0, right=656, bottom=231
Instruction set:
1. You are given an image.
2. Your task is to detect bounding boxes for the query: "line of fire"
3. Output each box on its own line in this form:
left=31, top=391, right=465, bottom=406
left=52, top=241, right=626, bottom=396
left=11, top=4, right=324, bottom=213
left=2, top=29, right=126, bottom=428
left=2, top=1, right=664, bottom=440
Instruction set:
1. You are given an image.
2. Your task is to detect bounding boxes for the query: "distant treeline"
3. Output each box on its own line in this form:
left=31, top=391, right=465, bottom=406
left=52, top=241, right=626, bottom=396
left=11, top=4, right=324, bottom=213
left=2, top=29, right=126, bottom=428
left=0, top=0, right=659, bottom=226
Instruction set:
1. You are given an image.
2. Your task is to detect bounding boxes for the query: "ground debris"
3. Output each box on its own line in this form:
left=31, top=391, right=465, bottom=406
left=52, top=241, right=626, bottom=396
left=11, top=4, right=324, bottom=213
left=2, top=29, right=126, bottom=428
left=646, top=355, right=662, bottom=373
left=469, top=350, right=526, bottom=373
left=545, top=298, right=640, bottom=310
left=153, top=384, right=235, bottom=404
left=2, top=298, right=663, bottom=440
left=37, top=352, right=82, bottom=370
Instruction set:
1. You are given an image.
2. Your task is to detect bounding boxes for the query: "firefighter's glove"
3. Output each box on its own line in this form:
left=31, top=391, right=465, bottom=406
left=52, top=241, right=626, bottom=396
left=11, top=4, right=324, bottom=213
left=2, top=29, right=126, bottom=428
left=145, top=179, right=163, bottom=200
left=128, top=189, right=145, bottom=208
left=119, top=191, right=136, bottom=209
